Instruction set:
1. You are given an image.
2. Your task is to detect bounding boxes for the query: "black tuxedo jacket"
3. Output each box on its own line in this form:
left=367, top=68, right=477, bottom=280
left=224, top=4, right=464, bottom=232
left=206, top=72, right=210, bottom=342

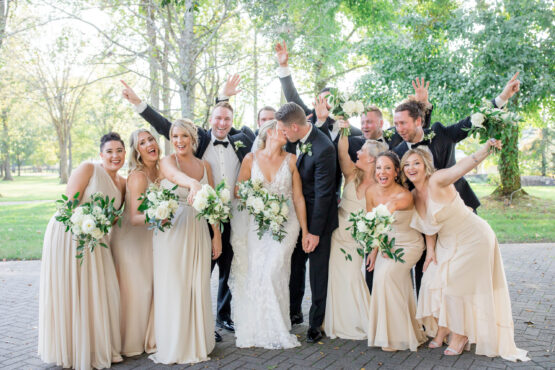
left=347, top=127, right=404, bottom=160
left=285, top=128, right=339, bottom=236
left=139, top=104, right=254, bottom=161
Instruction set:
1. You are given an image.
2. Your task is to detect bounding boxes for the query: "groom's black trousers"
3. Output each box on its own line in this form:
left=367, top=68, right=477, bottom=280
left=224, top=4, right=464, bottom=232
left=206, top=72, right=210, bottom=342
left=289, top=228, right=333, bottom=329
left=210, top=221, right=233, bottom=321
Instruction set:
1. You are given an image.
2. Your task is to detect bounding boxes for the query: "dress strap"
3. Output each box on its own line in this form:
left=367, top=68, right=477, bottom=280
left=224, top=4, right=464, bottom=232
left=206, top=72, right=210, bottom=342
left=175, top=155, right=181, bottom=171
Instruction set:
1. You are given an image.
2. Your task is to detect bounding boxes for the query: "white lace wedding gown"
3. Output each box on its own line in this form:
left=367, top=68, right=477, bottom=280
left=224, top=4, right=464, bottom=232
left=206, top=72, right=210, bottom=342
left=233, top=153, right=301, bottom=349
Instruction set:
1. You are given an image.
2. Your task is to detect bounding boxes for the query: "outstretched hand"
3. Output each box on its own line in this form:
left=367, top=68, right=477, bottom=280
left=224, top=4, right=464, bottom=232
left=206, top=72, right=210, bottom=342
left=411, top=77, right=430, bottom=105
left=499, top=72, right=520, bottom=102
left=275, top=41, right=289, bottom=67
left=222, top=74, right=242, bottom=97
left=120, top=80, right=142, bottom=105
left=313, top=95, right=329, bottom=123
left=486, top=138, right=502, bottom=151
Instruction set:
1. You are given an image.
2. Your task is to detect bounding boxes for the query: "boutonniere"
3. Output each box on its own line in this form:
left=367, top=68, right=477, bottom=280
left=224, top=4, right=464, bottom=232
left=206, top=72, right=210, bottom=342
left=383, top=129, right=394, bottom=140
left=233, top=140, right=245, bottom=151
left=422, top=131, right=435, bottom=141
left=299, top=142, right=312, bottom=156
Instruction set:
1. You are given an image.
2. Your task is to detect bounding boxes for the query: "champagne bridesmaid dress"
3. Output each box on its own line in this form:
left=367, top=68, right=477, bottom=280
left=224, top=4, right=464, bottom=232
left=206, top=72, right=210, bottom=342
left=324, top=181, right=371, bottom=340
left=149, top=162, right=215, bottom=364
left=412, top=193, right=529, bottom=361
left=110, top=171, right=156, bottom=356
left=38, top=163, right=123, bottom=370
left=367, top=209, right=427, bottom=351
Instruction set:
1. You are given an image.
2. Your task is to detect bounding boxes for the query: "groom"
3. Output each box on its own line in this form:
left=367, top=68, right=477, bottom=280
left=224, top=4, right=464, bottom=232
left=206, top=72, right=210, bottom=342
left=276, top=102, right=338, bottom=343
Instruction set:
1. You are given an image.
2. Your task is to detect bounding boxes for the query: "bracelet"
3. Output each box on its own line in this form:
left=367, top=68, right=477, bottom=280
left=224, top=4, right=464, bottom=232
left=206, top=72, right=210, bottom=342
left=471, top=154, right=479, bottom=163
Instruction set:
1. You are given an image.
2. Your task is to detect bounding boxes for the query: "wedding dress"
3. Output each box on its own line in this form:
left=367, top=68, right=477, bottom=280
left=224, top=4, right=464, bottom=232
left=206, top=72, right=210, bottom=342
left=233, top=153, right=301, bottom=349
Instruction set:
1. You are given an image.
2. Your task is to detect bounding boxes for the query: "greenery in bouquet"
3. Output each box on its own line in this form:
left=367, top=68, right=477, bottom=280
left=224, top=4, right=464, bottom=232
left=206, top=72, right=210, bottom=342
left=137, top=183, right=180, bottom=233
left=327, top=87, right=365, bottom=137
left=192, top=180, right=232, bottom=231
left=55, top=192, right=123, bottom=260
left=466, top=98, right=521, bottom=153
left=345, top=204, right=405, bottom=263
left=236, top=179, right=289, bottom=242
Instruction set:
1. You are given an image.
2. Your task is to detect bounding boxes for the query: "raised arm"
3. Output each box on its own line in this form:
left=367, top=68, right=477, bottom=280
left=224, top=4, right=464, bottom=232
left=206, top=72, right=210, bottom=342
left=159, top=155, right=202, bottom=204
left=275, top=41, right=311, bottom=115
left=216, top=74, right=242, bottom=103
left=234, top=153, right=253, bottom=198
left=432, top=139, right=502, bottom=189
left=127, top=171, right=149, bottom=226
left=337, top=119, right=356, bottom=180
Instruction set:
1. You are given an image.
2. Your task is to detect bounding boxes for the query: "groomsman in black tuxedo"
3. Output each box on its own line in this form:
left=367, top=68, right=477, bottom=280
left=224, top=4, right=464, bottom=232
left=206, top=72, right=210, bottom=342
left=392, top=74, right=521, bottom=293
left=121, top=80, right=254, bottom=342
left=275, top=42, right=362, bottom=194
left=276, top=102, right=338, bottom=343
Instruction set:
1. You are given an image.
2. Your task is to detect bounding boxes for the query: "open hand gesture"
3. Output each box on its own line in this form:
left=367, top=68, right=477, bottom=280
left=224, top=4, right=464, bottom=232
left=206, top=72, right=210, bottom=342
left=120, top=80, right=142, bottom=105
left=222, top=74, right=242, bottom=97
left=411, top=77, right=430, bottom=105
left=313, top=95, right=329, bottom=123
left=499, top=72, right=520, bottom=102
left=275, top=41, right=289, bottom=67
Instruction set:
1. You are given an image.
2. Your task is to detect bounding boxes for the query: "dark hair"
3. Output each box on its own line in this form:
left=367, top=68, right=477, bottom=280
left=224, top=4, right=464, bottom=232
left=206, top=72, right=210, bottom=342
left=365, top=105, right=383, bottom=119
left=394, top=100, right=426, bottom=122
left=100, top=132, right=125, bottom=151
left=213, top=101, right=234, bottom=115
left=376, top=150, right=402, bottom=185
left=257, top=106, right=276, bottom=120
left=275, top=102, right=307, bottom=127
left=319, top=87, right=331, bottom=94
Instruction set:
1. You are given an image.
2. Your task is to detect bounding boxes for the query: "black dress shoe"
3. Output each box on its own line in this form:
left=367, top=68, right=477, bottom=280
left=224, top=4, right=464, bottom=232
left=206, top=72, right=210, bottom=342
left=290, top=313, right=304, bottom=325
left=216, top=318, right=235, bottom=332
left=215, top=331, right=222, bottom=342
left=306, top=327, right=323, bottom=343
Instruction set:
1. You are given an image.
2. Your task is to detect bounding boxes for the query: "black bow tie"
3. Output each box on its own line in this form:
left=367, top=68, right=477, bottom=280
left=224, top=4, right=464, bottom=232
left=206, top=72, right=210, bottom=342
left=376, top=137, right=385, bottom=143
left=411, top=140, right=430, bottom=149
left=213, top=140, right=229, bottom=148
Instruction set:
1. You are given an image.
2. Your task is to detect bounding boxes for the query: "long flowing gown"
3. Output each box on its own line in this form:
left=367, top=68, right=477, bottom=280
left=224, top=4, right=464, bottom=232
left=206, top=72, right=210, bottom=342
left=234, top=153, right=301, bottom=349
left=324, top=180, right=371, bottom=340
left=367, top=209, right=427, bottom=351
left=38, top=162, right=123, bottom=370
left=110, top=171, right=156, bottom=356
left=411, top=193, right=529, bottom=361
left=149, top=162, right=215, bottom=364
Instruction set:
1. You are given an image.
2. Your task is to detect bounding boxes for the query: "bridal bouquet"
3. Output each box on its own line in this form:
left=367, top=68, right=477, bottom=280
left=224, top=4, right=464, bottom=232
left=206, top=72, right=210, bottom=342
left=345, top=204, right=405, bottom=263
left=327, top=87, right=365, bottom=137
left=467, top=98, right=521, bottom=152
left=137, top=183, right=180, bottom=233
left=55, top=192, right=122, bottom=260
left=236, top=179, right=289, bottom=242
left=192, top=180, right=231, bottom=231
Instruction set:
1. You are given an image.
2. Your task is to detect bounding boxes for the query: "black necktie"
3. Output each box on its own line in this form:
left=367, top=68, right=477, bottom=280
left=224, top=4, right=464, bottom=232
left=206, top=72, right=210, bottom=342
left=412, top=140, right=430, bottom=149
left=213, top=140, right=229, bottom=148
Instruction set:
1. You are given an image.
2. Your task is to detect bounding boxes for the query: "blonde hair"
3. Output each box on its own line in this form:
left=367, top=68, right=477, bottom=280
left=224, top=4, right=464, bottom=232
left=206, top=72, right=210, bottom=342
left=128, top=129, right=160, bottom=173
left=400, top=147, right=435, bottom=187
left=170, top=118, right=198, bottom=152
left=257, top=119, right=280, bottom=150
left=354, top=139, right=389, bottom=188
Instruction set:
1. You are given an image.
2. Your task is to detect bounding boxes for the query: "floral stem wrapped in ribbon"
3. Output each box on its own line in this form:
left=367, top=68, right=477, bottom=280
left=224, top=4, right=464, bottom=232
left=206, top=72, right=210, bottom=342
left=192, top=180, right=232, bottom=232
left=467, top=98, right=521, bottom=153
left=327, top=87, right=365, bottom=137
left=137, top=183, right=180, bottom=233
left=55, top=192, right=123, bottom=260
left=236, top=179, right=289, bottom=242
left=345, top=204, right=405, bottom=263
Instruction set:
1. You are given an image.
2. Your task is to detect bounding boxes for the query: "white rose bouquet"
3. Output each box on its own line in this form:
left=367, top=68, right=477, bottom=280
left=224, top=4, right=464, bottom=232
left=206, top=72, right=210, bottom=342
left=192, top=180, right=232, bottom=231
left=345, top=204, right=405, bottom=263
left=327, top=87, right=365, bottom=137
left=137, top=183, right=180, bottom=233
left=236, top=179, right=289, bottom=242
left=55, top=192, right=123, bottom=260
left=466, top=98, right=521, bottom=153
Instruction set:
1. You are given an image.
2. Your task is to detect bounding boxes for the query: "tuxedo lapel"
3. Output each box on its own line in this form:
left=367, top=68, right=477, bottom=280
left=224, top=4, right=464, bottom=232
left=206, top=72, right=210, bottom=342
left=296, top=152, right=305, bottom=167
left=228, top=134, right=245, bottom=162
left=195, top=128, right=211, bottom=158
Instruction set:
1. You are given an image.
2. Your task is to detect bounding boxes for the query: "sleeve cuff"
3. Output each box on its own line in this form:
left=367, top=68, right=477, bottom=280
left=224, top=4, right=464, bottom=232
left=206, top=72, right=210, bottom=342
left=134, top=101, right=147, bottom=114
left=217, top=94, right=230, bottom=102
left=494, top=96, right=507, bottom=108
left=276, top=66, right=291, bottom=78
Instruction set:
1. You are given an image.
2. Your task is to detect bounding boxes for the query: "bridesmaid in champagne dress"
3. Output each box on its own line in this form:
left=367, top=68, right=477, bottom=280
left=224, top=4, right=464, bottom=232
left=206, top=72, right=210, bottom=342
left=110, top=129, right=159, bottom=356
left=149, top=119, right=222, bottom=365
left=365, top=151, right=427, bottom=352
left=38, top=132, right=126, bottom=370
left=324, top=120, right=388, bottom=340
left=402, top=141, right=529, bottom=361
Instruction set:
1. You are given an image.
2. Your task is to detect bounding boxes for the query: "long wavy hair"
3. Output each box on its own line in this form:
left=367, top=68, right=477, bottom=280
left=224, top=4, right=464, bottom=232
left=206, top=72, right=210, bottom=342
left=128, top=129, right=160, bottom=173
left=400, top=147, right=435, bottom=188
left=353, top=139, right=389, bottom=188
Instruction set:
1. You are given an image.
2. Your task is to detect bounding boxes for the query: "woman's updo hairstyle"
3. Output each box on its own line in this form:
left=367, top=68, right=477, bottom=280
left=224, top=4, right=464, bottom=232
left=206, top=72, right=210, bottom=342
left=257, top=119, right=279, bottom=150
left=100, top=132, right=125, bottom=151
left=170, top=118, right=198, bottom=152
left=376, top=150, right=402, bottom=185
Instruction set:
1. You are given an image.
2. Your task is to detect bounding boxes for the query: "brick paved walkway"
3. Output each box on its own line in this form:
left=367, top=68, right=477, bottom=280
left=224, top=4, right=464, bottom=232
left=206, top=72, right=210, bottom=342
left=1, top=243, right=553, bottom=369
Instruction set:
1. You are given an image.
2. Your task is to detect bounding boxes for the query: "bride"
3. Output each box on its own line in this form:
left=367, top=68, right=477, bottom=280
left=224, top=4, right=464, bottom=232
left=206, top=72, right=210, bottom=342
left=232, top=119, right=308, bottom=349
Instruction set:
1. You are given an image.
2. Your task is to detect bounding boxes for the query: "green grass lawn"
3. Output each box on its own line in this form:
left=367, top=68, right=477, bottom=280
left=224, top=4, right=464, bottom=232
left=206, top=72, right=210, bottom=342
left=0, top=176, right=65, bottom=202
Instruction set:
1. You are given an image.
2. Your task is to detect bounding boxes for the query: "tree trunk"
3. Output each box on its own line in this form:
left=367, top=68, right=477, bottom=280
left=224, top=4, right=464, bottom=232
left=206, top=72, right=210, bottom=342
left=68, top=131, right=72, bottom=176
left=58, top=134, right=69, bottom=184
left=1, top=108, right=13, bottom=181
left=540, top=127, right=548, bottom=176
left=253, top=27, right=258, bottom=127
left=497, top=124, right=521, bottom=195
left=144, top=0, right=160, bottom=111
left=161, top=7, right=171, bottom=155
left=0, top=0, right=10, bottom=50
left=178, top=0, right=195, bottom=117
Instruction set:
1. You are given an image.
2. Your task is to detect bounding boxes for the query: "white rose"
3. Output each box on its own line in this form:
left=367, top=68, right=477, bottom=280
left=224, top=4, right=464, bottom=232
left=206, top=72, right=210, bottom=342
left=71, top=224, right=82, bottom=235
left=375, top=223, right=386, bottom=235
left=275, top=215, right=284, bottom=224
left=74, top=207, right=85, bottom=216
left=70, top=211, right=84, bottom=225
left=342, top=100, right=356, bottom=116
left=252, top=197, right=265, bottom=214
left=92, top=206, right=103, bottom=217
left=374, top=204, right=391, bottom=218
left=147, top=192, right=158, bottom=203
left=168, top=199, right=179, bottom=212
left=280, top=204, right=289, bottom=217
left=263, top=209, right=272, bottom=219
left=371, top=238, right=380, bottom=249
left=147, top=208, right=156, bottom=219
left=81, top=216, right=96, bottom=234
left=356, top=220, right=368, bottom=233
left=355, top=101, right=365, bottom=115
left=192, top=196, right=208, bottom=212
left=90, top=228, right=104, bottom=240
left=270, top=221, right=281, bottom=233
left=365, top=210, right=376, bottom=221
left=269, top=201, right=280, bottom=214
left=155, top=206, right=170, bottom=220
left=219, top=188, right=231, bottom=204
left=471, top=112, right=486, bottom=128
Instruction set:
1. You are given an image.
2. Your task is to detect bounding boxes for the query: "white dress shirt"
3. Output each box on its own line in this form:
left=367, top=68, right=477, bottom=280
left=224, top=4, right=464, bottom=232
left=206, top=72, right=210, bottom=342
left=296, top=125, right=313, bottom=157
left=203, top=134, right=241, bottom=194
